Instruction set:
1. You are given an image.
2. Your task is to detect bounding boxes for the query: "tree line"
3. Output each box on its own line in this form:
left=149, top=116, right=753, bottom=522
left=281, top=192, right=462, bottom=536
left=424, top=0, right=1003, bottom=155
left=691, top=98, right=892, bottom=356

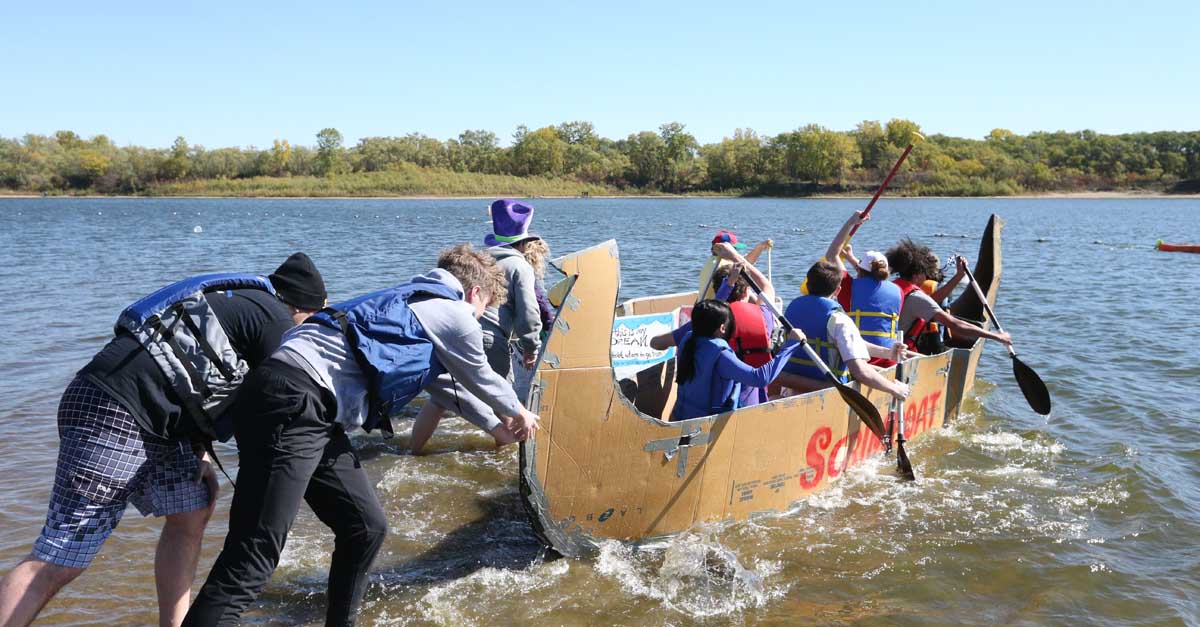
left=2, top=120, right=1198, bottom=196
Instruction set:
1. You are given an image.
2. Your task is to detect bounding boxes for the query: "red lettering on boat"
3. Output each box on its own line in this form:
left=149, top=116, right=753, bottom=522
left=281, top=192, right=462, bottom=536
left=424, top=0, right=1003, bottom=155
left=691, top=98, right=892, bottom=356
left=800, top=426, right=832, bottom=489
left=827, top=435, right=848, bottom=479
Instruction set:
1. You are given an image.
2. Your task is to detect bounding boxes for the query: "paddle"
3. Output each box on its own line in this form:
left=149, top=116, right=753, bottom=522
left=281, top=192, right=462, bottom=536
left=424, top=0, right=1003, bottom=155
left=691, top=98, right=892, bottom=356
left=695, top=256, right=719, bottom=305
left=961, top=261, right=1052, bottom=415
left=801, top=133, right=925, bottom=294
left=893, top=332, right=916, bottom=480
left=739, top=268, right=887, bottom=439
left=846, top=133, right=925, bottom=241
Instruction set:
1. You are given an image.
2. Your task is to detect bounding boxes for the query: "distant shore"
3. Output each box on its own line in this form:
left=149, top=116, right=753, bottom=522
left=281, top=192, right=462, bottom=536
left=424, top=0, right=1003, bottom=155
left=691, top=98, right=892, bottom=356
left=3, top=190, right=1199, bottom=200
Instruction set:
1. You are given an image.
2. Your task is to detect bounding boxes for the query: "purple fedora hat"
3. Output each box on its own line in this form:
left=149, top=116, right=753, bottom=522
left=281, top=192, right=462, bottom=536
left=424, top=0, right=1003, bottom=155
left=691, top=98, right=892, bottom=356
left=484, top=199, right=541, bottom=247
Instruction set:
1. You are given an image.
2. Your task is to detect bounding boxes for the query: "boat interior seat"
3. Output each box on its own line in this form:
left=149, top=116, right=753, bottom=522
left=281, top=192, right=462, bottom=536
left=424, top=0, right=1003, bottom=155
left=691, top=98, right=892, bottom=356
left=621, top=360, right=678, bottom=420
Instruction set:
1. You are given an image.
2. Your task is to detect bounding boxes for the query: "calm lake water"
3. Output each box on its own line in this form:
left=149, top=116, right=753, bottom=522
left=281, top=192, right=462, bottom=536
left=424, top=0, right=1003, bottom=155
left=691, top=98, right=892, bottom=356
left=0, top=197, right=1197, bottom=626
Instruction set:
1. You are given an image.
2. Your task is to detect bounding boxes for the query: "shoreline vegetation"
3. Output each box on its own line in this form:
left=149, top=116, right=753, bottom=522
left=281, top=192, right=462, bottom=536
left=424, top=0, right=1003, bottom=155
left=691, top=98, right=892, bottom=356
left=3, top=120, right=1198, bottom=199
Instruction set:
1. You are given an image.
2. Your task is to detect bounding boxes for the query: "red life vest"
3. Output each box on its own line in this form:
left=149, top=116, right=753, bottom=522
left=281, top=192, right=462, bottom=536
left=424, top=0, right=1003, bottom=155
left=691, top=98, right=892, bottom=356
left=729, top=301, right=771, bottom=367
left=893, top=278, right=930, bottom=351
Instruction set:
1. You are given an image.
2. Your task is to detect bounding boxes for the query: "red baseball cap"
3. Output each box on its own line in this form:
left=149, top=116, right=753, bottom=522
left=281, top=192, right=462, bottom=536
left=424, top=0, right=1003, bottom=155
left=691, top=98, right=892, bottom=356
left=711, top=230, right=747, bottom=250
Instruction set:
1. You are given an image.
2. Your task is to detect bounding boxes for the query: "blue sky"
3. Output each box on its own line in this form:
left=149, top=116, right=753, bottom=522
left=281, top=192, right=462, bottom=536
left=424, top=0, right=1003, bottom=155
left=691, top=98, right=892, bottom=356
left=2, top=0, right=1196, bottom=148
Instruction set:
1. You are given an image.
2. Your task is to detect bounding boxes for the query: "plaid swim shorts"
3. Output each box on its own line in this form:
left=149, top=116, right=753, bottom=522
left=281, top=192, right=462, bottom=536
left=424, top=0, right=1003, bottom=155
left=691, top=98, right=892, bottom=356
left=32, top=376, right=210, bottom=569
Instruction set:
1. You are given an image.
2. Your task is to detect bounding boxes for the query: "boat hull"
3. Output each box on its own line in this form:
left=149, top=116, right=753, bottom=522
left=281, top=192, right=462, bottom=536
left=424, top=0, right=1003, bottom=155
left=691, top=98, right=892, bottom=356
left=521, top=216, right=1004, bottom=557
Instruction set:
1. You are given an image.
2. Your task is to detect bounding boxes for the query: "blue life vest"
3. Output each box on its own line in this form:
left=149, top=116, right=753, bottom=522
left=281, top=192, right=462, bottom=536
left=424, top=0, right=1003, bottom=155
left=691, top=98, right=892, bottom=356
left=115, top=273, right=275, bottom=440
left=309, top=280, right=460, bottom=432
left=782, top=295, right=850, bottom=383
left=673, top=334, right=741, bottom=421
left=847, top=276, right=902, bottom=348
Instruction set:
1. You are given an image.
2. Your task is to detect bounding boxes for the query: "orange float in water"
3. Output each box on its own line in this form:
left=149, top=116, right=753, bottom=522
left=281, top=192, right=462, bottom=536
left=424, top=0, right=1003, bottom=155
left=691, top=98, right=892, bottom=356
left=1156, top=240, right=1200, bottom=254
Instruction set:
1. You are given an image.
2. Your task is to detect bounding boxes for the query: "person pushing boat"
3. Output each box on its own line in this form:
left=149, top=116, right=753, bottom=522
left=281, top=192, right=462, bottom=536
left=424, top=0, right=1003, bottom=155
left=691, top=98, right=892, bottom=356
left=184, top=245, right=539, bottom=626
left=0, top=254, right=328, bottom=627
left=409, top=199, right=546, bottom=453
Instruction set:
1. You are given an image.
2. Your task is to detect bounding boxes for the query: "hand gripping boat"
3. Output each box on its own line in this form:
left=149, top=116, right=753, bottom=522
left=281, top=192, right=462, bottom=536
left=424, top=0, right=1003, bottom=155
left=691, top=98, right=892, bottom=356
left=520, top=215, right=1005, bottom=557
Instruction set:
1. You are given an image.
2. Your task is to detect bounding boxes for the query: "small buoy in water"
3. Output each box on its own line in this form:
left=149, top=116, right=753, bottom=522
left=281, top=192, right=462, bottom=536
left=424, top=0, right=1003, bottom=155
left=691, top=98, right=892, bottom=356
left=97, top=211, right=103, bottom=216
left=193, top=225, right=203, bottom=234
left=1036, top=237, right=1050, bottom=243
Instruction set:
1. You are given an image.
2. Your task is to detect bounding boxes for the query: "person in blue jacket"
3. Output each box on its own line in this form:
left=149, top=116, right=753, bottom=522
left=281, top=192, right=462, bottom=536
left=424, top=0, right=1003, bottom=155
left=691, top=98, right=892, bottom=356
left=184, top=244, right=539, bottom=627
left=669, top=300, right=805, bottom=421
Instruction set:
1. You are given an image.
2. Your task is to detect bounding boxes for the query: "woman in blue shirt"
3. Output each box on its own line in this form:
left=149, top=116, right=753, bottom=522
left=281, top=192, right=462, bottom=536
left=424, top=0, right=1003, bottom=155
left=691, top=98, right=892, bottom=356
left=670, top=300, right=804, bottom=421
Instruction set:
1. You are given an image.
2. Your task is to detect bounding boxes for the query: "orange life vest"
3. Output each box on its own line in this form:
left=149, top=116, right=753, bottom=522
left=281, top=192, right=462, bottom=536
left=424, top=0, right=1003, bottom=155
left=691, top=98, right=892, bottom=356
left=920, top=279, right=942, bottom=335
left=729, top=301, right=771, bottom=367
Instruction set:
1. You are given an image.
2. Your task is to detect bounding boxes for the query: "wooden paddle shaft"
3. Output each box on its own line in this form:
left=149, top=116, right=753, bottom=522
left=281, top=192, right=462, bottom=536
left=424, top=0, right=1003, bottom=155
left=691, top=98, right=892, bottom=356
left=847, top=140, right=919, bottom=240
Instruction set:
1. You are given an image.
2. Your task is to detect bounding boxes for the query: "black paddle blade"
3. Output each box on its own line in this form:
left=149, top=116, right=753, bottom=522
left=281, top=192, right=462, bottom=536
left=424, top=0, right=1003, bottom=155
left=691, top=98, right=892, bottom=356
left=833, top=379, right=887, bottom=440
left=896, top=441, right=916, bottom=481
left=1012, top=354, right=1052, bottom=416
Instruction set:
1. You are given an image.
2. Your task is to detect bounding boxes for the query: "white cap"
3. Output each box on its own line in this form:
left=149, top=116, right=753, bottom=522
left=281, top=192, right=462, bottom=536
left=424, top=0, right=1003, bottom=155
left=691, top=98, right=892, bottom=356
left=859, top=250, right=888, bottom=272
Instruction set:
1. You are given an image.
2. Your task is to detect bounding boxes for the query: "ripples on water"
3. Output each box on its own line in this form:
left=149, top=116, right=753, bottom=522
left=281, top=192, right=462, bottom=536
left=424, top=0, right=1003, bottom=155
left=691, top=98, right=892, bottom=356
left=0, top=197, right=1197, bottom=626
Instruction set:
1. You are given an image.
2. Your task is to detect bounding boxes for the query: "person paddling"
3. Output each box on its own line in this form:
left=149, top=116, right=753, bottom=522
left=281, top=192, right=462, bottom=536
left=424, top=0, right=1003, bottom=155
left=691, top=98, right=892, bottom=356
left=824, top=211, right=905, bottom=366
left=0, top=253, right=328, bottom=627
left=696, top=230, right=771, bottom=300
left=885, top=239, right=1012, bottom=353
left=668, top=300, right=805, bottom=421
left=775, top=261, right=912, bottom=400
left=184, top=244, right=539, bottom=627
left=653, top=241, right=782, bottom=407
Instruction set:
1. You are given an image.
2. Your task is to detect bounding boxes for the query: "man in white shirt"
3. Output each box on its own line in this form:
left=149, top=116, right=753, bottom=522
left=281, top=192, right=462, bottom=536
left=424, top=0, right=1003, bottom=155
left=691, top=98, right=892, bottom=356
left=777, top=260, right=911, bottom=399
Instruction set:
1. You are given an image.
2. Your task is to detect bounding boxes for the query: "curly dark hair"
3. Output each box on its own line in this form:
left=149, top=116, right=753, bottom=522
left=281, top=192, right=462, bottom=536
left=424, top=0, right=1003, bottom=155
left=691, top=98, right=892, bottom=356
left=885, top=239, right=941, bottom=281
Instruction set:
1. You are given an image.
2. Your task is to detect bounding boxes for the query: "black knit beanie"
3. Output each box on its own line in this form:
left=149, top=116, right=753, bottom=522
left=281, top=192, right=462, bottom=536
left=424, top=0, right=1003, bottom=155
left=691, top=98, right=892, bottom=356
left=269, top=252, right=327, bottom=310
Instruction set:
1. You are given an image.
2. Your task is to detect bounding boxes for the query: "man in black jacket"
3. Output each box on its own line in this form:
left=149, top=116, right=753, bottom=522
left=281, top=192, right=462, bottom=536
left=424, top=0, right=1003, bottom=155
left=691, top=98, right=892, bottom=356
left=0, top=253, right=326, bottom=627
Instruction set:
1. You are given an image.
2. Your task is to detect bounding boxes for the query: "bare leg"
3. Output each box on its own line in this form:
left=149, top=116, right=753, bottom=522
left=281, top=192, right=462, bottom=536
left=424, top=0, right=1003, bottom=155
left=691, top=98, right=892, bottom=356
left=0, top=557, right=83, bottom=627
left=155, top=506, right=213, bottom=627
left=409, top=403, right=446, bottom=454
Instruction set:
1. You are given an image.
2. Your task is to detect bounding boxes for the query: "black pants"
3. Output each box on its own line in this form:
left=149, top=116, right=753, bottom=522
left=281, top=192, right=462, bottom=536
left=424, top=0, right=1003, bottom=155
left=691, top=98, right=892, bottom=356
left=184, top=360, right=387, bottom=627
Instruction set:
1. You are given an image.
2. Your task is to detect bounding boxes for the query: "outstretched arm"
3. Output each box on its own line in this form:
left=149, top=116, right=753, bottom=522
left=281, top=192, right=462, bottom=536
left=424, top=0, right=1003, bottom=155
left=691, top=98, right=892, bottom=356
left=715, top=339, right=802, bottom=388
left=931, top=310, right=1012, bottom=345
left=825, top=211, right=867, bottom=273
left=931, top=255, right=968, bottom=303
left=714, top=243, right=775, bottom=303
left=847, top=359, right=909, bottom=400
left=745, top=239, right=773, bottom=265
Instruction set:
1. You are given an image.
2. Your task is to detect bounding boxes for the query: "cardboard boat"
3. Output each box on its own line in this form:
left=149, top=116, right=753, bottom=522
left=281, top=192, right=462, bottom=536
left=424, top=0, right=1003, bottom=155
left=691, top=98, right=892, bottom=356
left=520, top=215, right=1005, bottom=557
